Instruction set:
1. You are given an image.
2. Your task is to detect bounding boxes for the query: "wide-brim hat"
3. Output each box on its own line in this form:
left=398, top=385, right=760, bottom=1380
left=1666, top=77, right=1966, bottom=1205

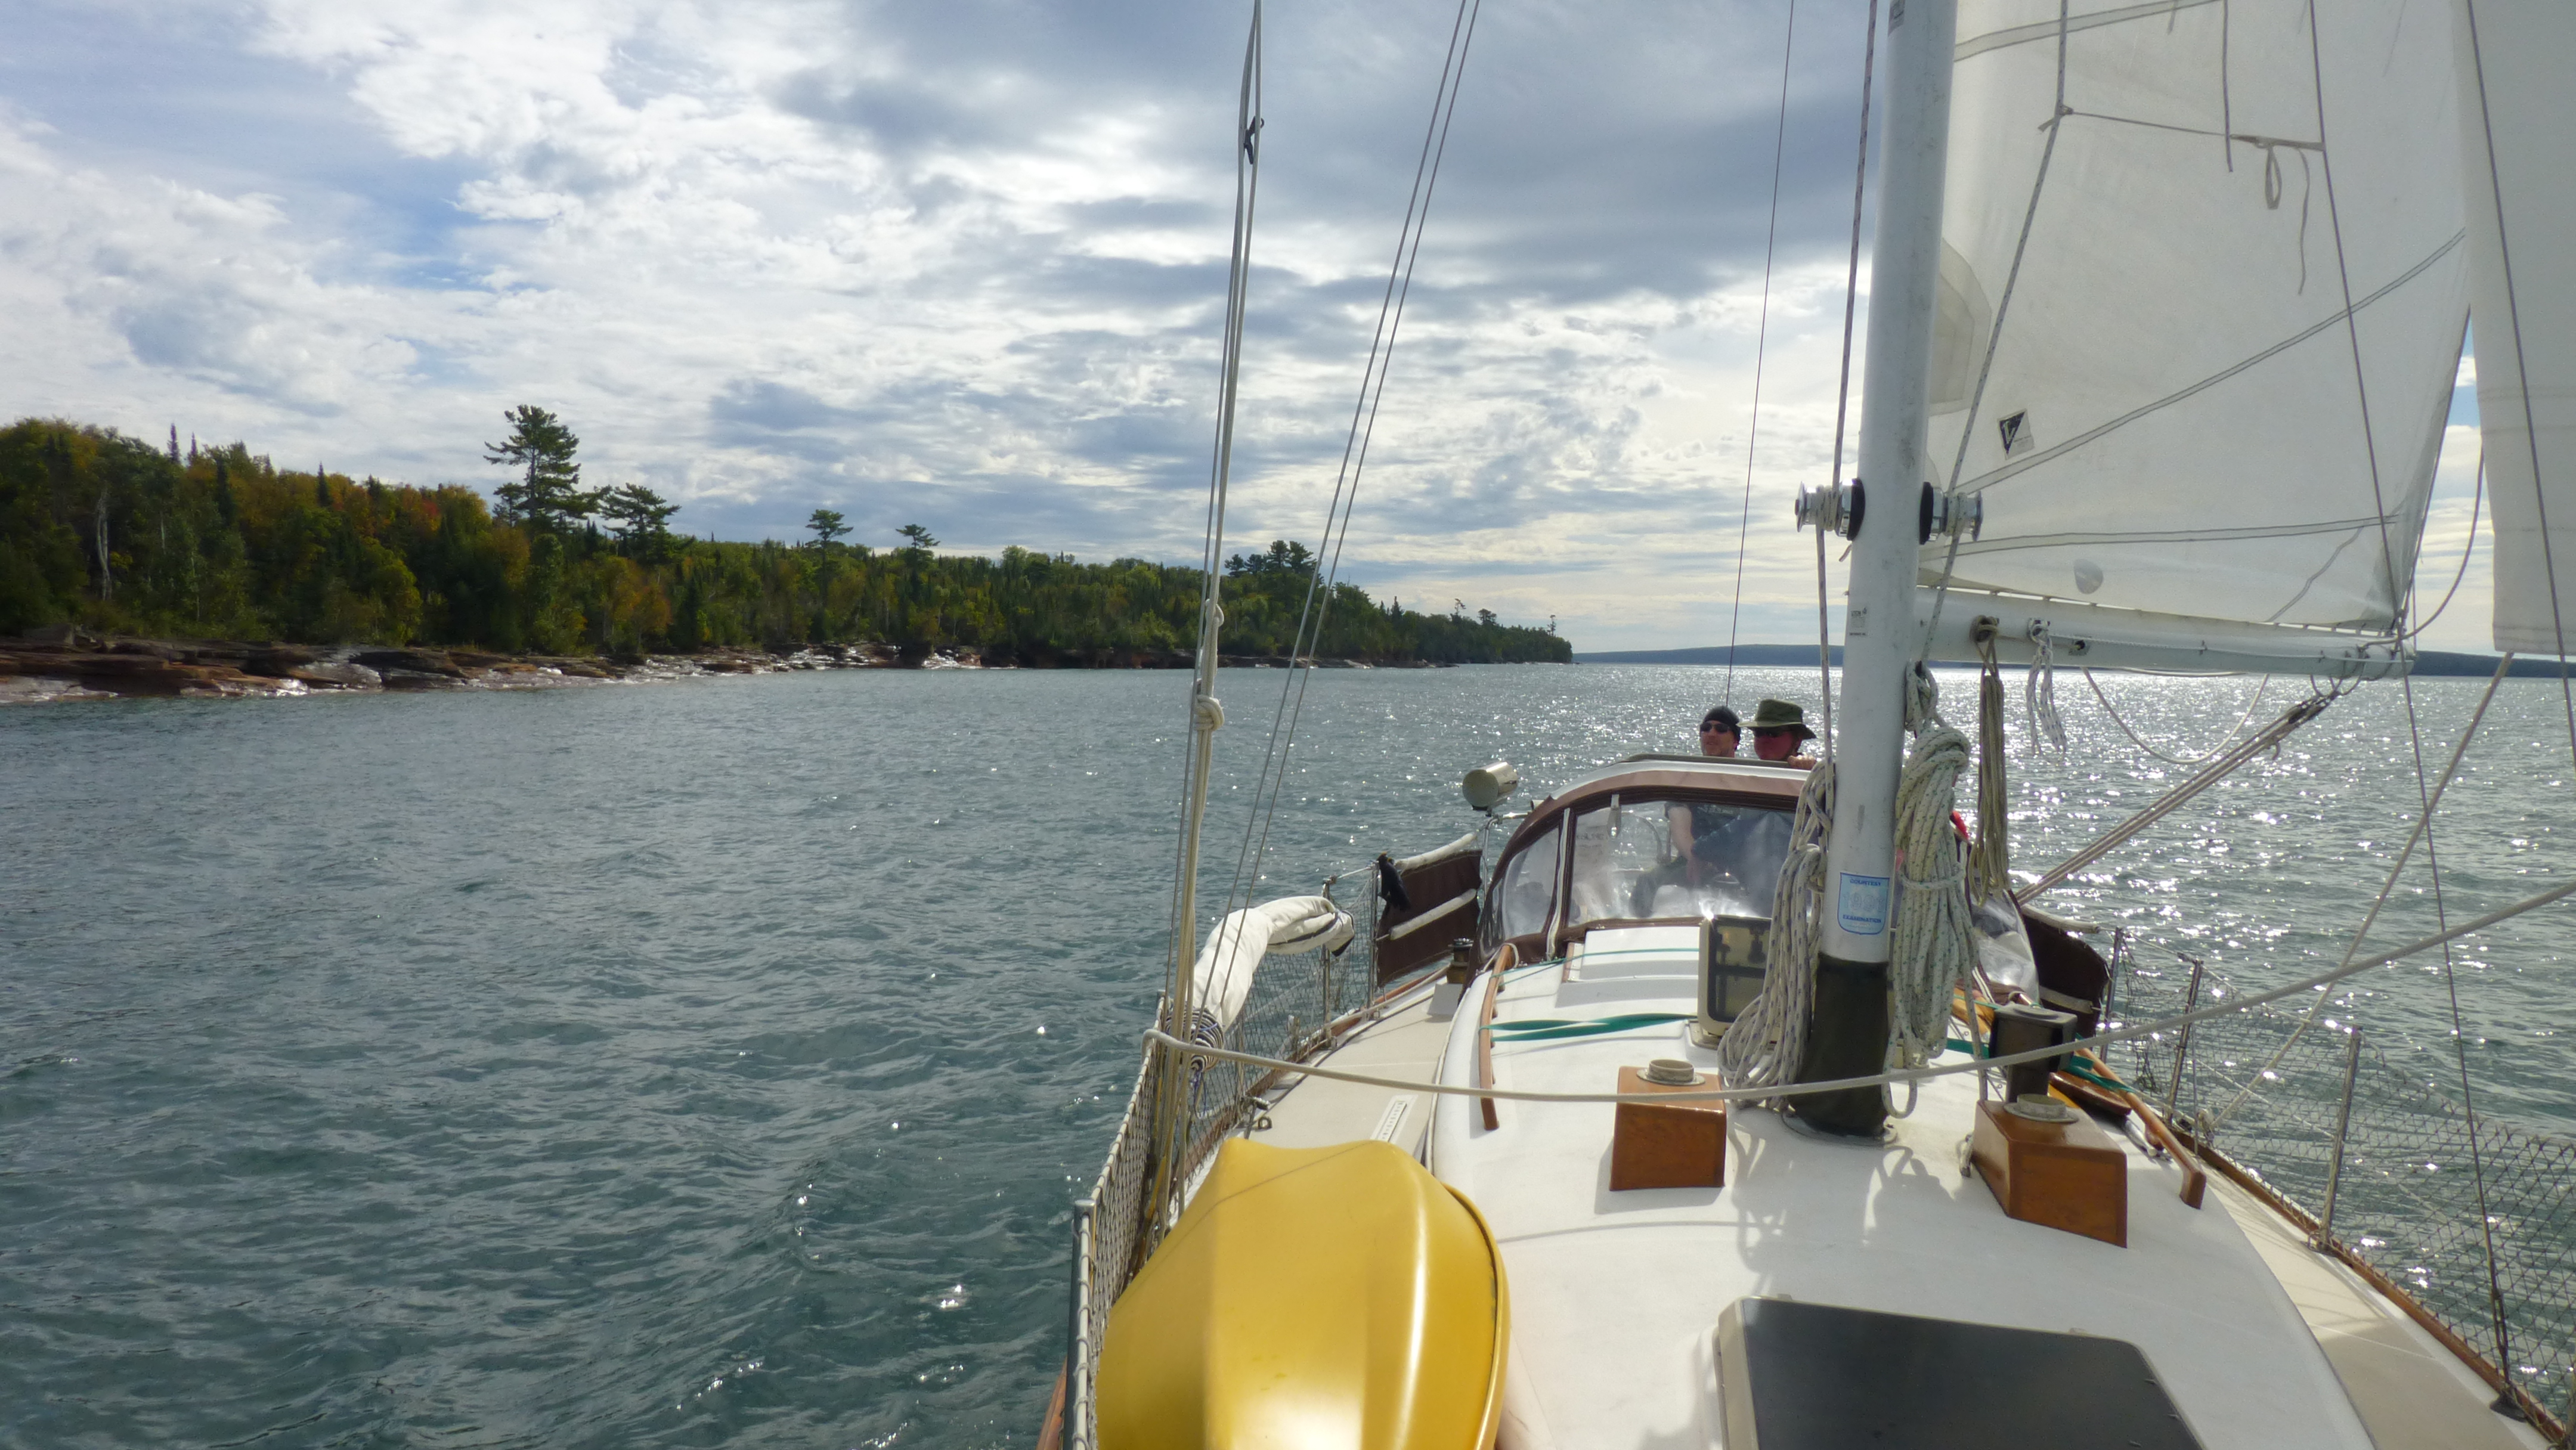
left=1747, top=697, right=1815, bottom=741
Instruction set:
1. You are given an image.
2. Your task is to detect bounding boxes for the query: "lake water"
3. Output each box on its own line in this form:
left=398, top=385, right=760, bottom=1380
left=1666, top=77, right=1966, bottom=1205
left=6, top=663, right=2571, bottom=1448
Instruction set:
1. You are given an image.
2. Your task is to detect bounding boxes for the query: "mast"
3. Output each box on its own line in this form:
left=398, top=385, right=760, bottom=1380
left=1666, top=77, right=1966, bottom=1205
left=1795, top=0, right=1955, bottom=1135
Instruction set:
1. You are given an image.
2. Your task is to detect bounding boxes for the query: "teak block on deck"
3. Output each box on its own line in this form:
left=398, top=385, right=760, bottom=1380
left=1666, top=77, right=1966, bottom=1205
left=1971, top=1099, right=2127, bottom=1247
left=1609, top=1066, right=1727, bottom=1191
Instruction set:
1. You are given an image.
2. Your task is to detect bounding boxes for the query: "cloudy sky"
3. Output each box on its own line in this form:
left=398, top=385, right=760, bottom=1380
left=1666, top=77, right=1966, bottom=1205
left=0, top=0, right=2490, bottom=650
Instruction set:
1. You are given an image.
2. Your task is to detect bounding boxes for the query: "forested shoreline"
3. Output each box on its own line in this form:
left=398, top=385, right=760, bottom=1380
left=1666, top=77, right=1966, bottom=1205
left=0, top=419, right=1568, bottom=667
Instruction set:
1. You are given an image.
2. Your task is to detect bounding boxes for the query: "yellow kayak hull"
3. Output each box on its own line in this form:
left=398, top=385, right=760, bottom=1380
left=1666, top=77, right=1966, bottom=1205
left=1098, top=1139, right=1507, bottom=1450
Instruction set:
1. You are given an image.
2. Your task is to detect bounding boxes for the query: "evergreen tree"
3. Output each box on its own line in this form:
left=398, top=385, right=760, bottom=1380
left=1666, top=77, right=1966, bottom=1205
left=807, top=508, right=851, bottom=546
left=602, top=484, right=681, bottom=559
left=0, top=418, right=1574, bottom=665
left=483, top=406, right=597, bottom=533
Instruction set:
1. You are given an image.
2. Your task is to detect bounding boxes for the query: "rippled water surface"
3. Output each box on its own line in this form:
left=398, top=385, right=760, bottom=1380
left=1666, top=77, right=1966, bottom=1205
left=6, top=664, right=2572, bottom=1448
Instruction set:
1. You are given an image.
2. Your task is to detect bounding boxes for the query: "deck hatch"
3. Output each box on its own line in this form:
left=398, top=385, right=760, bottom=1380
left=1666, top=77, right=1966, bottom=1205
left=1714, top=1297, right=2204, bottom=1449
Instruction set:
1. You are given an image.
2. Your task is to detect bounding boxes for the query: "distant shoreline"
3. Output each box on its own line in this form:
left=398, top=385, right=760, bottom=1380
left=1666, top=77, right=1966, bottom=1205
left=1572, top=643, right=2553, bottom=679
left=0, top=630, right=1487, bottom=702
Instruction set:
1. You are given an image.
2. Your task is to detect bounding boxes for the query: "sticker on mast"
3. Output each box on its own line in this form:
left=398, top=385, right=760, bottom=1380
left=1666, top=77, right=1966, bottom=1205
left=1837, top=873, right=1890, bottom=936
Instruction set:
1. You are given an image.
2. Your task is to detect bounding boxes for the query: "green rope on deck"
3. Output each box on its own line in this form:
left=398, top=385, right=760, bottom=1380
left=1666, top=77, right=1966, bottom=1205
left=1943, top=1036, right=2140, bottom=1097
left=1487, top=1012, right=1693, bottom=1042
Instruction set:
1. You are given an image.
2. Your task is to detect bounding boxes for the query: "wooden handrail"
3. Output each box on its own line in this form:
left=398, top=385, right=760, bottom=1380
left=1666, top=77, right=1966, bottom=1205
left=2098, top=1071, right=2207, bottom=1209
left=1951, top=992, right=2203, bottom=1209
left=1475, top=966, right=1503, bottom=1130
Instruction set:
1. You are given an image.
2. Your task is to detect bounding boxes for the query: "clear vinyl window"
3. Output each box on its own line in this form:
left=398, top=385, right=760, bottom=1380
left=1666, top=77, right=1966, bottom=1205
left=1490, top=818, right=1561, bottom=943
left=1565, top=797, right=1791, bottom=927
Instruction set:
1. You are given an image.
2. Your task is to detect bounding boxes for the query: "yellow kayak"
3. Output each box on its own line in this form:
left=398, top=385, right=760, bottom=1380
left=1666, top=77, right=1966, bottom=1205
left=1097, top=1139, right=1508, bottom=1450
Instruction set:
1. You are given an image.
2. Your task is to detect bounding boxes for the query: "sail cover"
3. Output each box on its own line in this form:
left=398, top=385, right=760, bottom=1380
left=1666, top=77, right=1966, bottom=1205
left=1923, top=1, right=2469, bottom=637
left=2456, top=1, right=2576, bottom=656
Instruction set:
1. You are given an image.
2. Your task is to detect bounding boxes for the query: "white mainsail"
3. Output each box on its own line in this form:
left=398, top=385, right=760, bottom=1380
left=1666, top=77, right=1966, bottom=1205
left=1918, top=1, right=2468, bottom=666
left=2456, top=0, right=2576, bottom=657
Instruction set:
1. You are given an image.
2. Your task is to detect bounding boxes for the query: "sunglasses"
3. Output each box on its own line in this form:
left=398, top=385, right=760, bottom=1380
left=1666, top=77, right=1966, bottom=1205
left=1751, top=726, right=1795, bottom=739
left=1700, top=722, right=1736, bottom=734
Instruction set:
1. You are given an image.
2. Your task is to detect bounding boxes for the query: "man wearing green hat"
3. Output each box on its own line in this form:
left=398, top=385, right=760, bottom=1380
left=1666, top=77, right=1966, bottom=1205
left=1744, top=698, right=1817, bottom=769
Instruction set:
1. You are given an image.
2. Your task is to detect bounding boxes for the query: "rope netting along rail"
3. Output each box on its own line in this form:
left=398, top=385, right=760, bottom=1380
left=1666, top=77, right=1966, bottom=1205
left=2113, top=955, right=2576, bottom=1429
left=1066, top=891, right=1417, bottom=1448
left=1126, top=874, right=2576, bottom=1113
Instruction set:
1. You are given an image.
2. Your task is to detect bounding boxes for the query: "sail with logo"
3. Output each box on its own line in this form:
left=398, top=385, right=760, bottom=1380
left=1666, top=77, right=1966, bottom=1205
left=1914, top=0, right=2470, bottom=677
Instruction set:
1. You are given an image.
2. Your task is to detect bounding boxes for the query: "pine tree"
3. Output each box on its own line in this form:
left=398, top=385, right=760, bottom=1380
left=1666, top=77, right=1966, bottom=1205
left=483, top=406, right=598, bottom=533
left=603, top=484, right=682, bottom=559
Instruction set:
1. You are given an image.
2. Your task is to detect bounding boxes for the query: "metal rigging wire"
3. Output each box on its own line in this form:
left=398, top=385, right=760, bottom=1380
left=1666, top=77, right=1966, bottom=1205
left=1215, top=0, right=1485, bottom=932
left=2399, top=445, right=2485, bottom=643
left=2305, top=0, right=2516, bottom=1387
left=1815, top=0, right=1880, bottom=760
left=1921, top=0, right=2072, bottom=650
left=1723, top=0, right=1801, bottom=709
left=1150, top=0, right=1267, bottom=1236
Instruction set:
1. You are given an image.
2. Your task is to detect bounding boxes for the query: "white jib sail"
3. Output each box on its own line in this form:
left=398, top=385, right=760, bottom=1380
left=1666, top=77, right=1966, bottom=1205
left=1924, top=1, right=2469, bottom=642
left=2456, top=1, right=2576, bottom=657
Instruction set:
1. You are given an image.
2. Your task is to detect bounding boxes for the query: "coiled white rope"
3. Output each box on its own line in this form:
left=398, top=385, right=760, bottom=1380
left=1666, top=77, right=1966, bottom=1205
left=1892, top=669, right=1974, bottom=1067
left=1715, top=759, right=1834, bottom=1090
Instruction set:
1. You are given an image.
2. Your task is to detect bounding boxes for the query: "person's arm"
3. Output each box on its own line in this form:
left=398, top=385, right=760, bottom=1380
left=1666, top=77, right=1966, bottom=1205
left=1668, top=804, right=1698, bottom=882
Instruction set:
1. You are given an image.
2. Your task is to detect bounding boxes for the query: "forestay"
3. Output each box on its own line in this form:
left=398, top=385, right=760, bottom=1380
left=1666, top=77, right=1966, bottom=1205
left=2456, top=1, right=2576, bottom=656
left=1925, top=1, right=2467, bottom=640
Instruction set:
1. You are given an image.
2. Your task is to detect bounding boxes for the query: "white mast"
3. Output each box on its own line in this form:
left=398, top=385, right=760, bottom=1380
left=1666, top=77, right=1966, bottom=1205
left=1800, top=0, right=1955, bottom=1130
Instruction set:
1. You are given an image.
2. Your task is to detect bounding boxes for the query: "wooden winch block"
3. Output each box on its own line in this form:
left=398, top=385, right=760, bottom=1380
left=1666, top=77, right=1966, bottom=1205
left=1609, top=1066, right=1727, bottom=1191
left=1971, top=1099, right=2128, bottom=1247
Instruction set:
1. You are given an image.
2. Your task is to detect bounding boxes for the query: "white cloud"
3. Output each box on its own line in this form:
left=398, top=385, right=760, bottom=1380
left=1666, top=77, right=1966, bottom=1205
left=0, top=0, right=2494, bottom=656
left=2410, top=422, right=2493, bottom=655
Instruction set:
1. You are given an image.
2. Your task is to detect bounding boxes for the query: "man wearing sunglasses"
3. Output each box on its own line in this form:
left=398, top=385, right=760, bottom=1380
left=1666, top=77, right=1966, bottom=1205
left=1698, top=705, right=1741, bottom=758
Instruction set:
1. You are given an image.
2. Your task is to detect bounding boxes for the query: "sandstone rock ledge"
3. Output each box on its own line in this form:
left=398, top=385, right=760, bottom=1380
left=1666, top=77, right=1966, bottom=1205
left=0, top=630, right=959, bottom=703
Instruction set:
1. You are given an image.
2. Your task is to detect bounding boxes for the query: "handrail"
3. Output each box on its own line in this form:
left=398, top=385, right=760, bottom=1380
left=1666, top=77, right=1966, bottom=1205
left=2082, top=1050, right=2206, bottom=1209
left=1475, top=966, right=1503, bottom=1130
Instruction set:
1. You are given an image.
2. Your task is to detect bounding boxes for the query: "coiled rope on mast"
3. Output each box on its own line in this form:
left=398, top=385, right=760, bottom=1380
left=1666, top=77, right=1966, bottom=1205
left=1891, top=667, right=1975, bottom=1067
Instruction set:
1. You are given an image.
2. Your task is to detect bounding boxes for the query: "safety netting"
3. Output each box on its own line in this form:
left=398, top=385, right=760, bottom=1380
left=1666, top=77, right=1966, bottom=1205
left=1063, top=885, right=1416, bottom=1448
left=2109, top=943, right=2576, bottom=1434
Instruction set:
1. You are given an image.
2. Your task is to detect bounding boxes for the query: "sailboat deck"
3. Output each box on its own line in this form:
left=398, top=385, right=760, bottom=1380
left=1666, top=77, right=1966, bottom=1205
left=1420, top=927, right=2373, bottom=1450
left=1244, top=987, right=1445, bottom=1159
left=2213, top=1172, right=2550, bottom=1450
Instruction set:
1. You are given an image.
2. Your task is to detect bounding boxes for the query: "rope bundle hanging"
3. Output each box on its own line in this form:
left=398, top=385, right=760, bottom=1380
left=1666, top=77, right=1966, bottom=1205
left=1717, top=759, right=1834, bottom=1090
left=1968, top=634, right=2011, bottom=905
left=2024, top=622, right=2069, bottom=756
left=1891, top=667, right=1976, bottom=1066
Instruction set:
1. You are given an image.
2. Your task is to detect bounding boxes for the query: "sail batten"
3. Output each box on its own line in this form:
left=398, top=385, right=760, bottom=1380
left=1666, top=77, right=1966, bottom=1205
left=1926, top=1, right=2468, bottom=640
